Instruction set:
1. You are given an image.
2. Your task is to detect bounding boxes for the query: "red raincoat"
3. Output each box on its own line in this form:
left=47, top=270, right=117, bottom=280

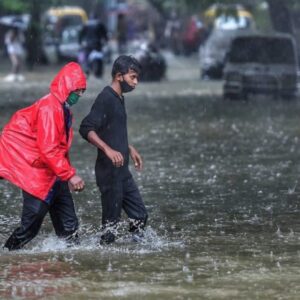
left=0, top=62, right=86, bottom=200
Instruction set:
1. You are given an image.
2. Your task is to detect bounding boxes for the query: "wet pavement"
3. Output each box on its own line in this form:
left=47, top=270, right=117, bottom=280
left=1, top=54, right=300, bottom=299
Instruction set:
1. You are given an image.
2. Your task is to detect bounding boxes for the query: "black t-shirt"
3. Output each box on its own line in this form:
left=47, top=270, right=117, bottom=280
left=79, top=86, right=131, bottom=185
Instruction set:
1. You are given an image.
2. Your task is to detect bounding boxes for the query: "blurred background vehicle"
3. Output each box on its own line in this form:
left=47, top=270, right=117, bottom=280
left=134, top=41, right=166, bottom=81
left=41, top=6, right=88, bottom=63
left=77, top=17, right=108, bottom=78
left=199, top=3, right=256, bottom=80
left=223, top=32, right=299, bottom=99
left=77, top=44, right=104, bottom=78
left=204, top=3, right=255, bottom=30
left=199, top=28, right=245, bottom=79
left=42, top=6, right=88, bottom=37
left=57, top=25, right=81, bottom=60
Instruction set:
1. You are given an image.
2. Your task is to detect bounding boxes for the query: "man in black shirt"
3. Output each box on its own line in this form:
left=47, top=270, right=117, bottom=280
left=79, top=55, right=148, bottom=244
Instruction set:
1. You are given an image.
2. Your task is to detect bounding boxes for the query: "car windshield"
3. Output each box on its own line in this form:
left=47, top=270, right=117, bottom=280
left=229, top=37, right=295, bottom=64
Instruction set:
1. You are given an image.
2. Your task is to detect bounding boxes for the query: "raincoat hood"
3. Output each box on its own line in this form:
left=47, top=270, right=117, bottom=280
left=50, top=62, right=86, bottom=103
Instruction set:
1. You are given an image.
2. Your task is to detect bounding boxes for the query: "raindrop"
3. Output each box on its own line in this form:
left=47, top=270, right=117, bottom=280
left=276, top=261, right=282, bottom=272
left=276, top=226, right=284, bottom=238
left=288, top=229, right=294, bottom=237
left=287, top=182, right=297, bottom=194
left=186, top=274, right=194, bottom=283
left=182, top=265, right=190, bottom=273
left=107, top=261, right=113, bottom=272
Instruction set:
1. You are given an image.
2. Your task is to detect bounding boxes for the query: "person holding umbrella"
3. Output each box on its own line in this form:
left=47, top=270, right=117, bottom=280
left=4, top=27, right=25, bottom=82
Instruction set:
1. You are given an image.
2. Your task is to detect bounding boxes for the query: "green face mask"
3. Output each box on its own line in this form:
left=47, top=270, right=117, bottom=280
left=67, top=92, right=80, bottom=106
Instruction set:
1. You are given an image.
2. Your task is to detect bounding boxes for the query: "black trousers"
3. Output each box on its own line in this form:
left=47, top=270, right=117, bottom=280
left=4, top=181, right=79, bottom=251
left=99, top=176, right=148, bottom=232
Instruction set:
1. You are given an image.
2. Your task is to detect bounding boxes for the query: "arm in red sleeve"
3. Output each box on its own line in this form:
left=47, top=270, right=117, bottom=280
left=36, top=105, right=76, bottom=181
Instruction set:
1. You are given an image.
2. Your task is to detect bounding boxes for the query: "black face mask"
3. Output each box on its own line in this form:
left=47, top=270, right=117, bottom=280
left=120, top=76, right=134, bottom=93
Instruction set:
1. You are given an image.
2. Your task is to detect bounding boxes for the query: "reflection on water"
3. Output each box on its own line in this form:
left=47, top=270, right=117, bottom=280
left=1, top=88, right=300, bottom=299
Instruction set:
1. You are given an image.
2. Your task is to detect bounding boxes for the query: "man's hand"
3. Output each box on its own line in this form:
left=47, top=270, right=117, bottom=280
left=104, top=147, right=124, bottom=167
left=129, top=145, right=143, bottom=171
left=68, top=175, right=85, bottom=192
left=86, top=131, right=124, bottom=168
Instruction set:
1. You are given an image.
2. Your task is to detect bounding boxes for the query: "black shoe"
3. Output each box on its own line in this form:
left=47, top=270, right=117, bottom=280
left=100, top=231, right=116, bottom=245
left=129, top=218, right=147, bottom=233
left=64, top=232, right=80, bottom=247
left=4, top=235, right=23, bottom=251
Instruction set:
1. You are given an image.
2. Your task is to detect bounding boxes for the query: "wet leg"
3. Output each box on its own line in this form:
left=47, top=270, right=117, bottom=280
left=123, top=177, right=148, bottom=240
left=99, top=182, right=123, bottom=244
left=4, top=192, right=48, bottom=250
left=49, top=182, right=79, bottom=246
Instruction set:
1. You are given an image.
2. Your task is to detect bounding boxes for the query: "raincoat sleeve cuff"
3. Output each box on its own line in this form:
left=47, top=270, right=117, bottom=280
left=60, top=167, right=76, bottom=182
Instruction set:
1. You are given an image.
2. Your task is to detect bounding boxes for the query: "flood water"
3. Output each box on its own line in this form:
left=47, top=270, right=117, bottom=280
left=1, top=67, right=300, bottom=299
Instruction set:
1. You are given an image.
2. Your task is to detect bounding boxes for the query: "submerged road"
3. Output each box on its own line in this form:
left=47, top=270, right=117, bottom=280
left=1, top=53, right=300, bottom=299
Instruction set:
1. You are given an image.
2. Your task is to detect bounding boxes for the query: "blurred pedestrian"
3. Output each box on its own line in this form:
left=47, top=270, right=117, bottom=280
left=4, top=28, right=25, bottom=82
left=78, top=16, right=108, bottom=75
left=117, top=13, right=128, bottom=54
left=182, top=15, right=199, bottom=55
left=79, top=55, right=148, bottom=244
left=0, top=62, right=86, bottom=251
left=164, top=10, right=182, bottom=55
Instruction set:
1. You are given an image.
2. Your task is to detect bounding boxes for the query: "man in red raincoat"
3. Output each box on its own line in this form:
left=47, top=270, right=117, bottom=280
left=0, top=62, right=86, bottom=250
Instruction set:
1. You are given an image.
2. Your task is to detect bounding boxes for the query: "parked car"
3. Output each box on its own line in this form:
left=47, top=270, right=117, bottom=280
left=199, top=28, right=249, bottom=79
left=223, top=32, right=299, bottom=99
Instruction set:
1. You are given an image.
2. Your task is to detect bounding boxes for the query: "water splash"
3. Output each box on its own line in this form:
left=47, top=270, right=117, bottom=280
left=0, top=223, right=183, bottom=256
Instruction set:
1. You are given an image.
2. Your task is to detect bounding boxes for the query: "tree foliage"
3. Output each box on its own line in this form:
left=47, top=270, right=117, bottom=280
left=0, top=0, right=28, bottom=14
